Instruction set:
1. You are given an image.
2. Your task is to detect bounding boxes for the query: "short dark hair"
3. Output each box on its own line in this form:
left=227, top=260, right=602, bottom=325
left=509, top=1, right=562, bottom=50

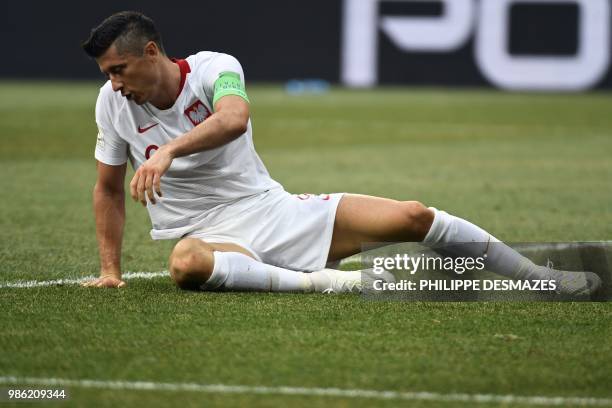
left=82, top=11, right=165, bottom=58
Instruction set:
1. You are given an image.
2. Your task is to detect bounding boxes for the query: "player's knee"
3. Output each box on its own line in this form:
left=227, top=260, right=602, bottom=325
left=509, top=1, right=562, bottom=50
left=400, top=201, right=435, bottom=240
left=169, top=238, right=214, bottom=290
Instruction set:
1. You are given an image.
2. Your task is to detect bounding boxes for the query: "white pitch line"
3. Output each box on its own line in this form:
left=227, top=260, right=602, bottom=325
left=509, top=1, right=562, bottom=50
left=0, top=376, right=611, bottom=406
left=0, top=271, right=170, bottom=289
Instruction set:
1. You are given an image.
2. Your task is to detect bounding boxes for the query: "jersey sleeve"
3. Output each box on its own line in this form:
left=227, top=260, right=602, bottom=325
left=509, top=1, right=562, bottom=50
left=200, top=53, right=248, bottom=109
left=94, top=89, right=128, bottom=166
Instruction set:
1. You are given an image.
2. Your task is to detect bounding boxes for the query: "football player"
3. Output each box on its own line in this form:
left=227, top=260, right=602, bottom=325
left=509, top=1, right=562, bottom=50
left=81, top=11, right=600, bottom=296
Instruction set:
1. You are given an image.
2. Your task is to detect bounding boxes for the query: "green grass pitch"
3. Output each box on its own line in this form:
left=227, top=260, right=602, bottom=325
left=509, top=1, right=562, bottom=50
left=0, top=82, right=611, bottom=407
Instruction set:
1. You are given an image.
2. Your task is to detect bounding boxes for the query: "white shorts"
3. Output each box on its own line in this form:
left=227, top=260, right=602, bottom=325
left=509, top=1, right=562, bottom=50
left=185, top=188, right=344, bottom=271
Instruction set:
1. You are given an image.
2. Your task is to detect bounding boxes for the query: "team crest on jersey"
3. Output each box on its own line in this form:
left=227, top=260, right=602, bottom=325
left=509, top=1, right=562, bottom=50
left=184, top=100, right=211, bottom=126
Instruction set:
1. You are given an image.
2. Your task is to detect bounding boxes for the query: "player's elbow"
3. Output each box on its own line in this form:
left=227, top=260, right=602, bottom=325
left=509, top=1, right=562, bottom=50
left=215, top=96, right=250, bottom=137
left=218, top=103, right=249, bottom=137
left=228, top=120, right=247, bottom=137
left=227, top=110, right=249, bottom=136
left=214, top=112, right=248, bottom=139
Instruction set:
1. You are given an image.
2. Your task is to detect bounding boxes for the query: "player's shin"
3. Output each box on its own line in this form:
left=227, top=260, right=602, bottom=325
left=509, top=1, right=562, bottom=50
left=202, top=251, right=314, bottom=292
left=422, top=207, right=545, bottom=281
left=203, top=252, right=395, bottom=294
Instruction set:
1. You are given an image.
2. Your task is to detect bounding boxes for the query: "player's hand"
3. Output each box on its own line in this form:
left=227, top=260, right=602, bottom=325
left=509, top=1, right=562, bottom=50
left=130, top=145, right=173, bottom=206
left=81, top=274, right=126, bottom=288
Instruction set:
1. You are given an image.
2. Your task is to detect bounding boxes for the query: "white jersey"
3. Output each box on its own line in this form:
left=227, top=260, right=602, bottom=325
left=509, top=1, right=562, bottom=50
left=94, top=52, right=282, bottom=239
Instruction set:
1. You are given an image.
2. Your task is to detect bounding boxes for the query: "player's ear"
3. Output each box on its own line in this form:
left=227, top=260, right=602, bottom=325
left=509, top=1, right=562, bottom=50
left=143, top=41, right=159, bottom=58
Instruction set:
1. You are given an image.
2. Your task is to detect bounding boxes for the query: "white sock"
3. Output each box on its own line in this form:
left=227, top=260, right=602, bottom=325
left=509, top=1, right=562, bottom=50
left=423, top=208, right=549, bottom=281
left=203, top=251, right=316, bottom=292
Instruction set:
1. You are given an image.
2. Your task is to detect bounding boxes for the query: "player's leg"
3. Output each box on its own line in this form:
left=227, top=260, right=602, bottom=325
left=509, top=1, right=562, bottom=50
left=169, top=238, right=306, bottom=291
left=329, top=194, right=601, bottom=295
left=328, top=194, right=434, bottom=261
left=168, top=238, right=373, bottom=293
left=169, top=239, right=253, bottom=288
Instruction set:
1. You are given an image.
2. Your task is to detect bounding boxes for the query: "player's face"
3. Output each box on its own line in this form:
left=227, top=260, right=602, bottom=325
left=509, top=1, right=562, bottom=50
left=96, top=43, right=159, bottom=105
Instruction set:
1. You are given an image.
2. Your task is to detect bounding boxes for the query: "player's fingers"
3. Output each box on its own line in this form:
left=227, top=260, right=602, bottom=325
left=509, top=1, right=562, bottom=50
left=145, top=173, right=156, bottom=205
left=85, top=278, right=103, bottom=287
left=102, top=279, right=117, bottom=288
left=108, top=278, right=125, bottom=288
left=82, top=277, right=121, bottom=288
left=129, top=172, right=139, bottom=202
left=103, top=279, right=118, bottom=288
left=137, top=171, right=147, bottom=206
left=153, top=173, right=162, bottom=198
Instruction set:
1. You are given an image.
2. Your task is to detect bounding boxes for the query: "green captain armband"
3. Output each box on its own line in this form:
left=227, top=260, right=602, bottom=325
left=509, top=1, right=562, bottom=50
left=213, top=71, right=250, bottom=107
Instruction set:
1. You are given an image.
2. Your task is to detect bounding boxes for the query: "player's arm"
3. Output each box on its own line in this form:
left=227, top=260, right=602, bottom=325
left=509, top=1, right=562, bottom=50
left=83, top=161, right=127, bottom=288
left=167, top=95, right=249, bottom=156
left=130, top=74, right=250, bottom=206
